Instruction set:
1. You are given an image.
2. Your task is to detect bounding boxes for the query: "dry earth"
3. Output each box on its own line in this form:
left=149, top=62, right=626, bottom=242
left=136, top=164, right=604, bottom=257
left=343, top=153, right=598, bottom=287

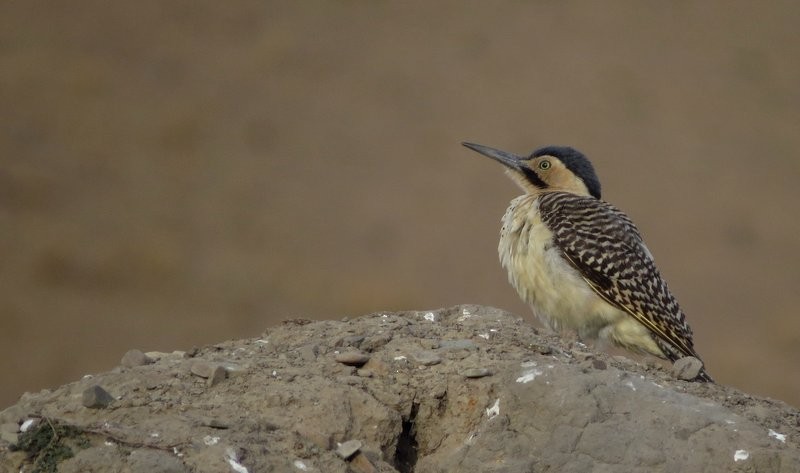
left=1, top=305, right=798, bottom=472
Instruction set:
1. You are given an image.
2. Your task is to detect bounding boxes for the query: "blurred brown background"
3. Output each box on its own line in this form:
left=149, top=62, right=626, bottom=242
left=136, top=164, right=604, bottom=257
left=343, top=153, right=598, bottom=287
left=2, top=2, right=799, bottom=408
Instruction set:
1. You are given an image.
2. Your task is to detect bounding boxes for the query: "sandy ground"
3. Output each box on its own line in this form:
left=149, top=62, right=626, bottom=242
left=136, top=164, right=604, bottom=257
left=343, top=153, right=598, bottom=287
left=1, top=2, right=799, bottom=408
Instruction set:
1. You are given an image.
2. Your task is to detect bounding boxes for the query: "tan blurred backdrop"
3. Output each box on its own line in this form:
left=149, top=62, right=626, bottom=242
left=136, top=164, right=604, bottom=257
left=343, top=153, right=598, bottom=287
left=2, top=2, right=799, bottom=408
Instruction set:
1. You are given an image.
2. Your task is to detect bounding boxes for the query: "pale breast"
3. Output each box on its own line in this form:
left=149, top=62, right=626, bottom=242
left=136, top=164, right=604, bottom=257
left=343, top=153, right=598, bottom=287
left=498, top=195, right=625, bottom=338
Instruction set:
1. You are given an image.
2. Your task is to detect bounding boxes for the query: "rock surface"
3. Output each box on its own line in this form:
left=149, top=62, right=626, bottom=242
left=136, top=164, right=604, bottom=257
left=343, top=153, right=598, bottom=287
left=1, top=305, right=798, bottom=472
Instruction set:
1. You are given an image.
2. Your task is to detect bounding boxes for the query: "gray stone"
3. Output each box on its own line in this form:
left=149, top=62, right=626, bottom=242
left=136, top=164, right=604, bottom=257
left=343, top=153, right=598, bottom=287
left=462, top=368, right=492, bottom=378
left=82, top=385, right=114, bottom=408
left=121, top=349, right=153, bottom=367
left=361, top=333, right=393, bottom=351
left=673, top=356, right=703, bottom=381
left=206, top=365, right=227, bottom=387
left=190, top=361, right=221, bottom=379
left=335, top=439, right=362, bottom=459
left=412, top=350, right=442, bottom=366
left=334, top=351, right=370, bottom=366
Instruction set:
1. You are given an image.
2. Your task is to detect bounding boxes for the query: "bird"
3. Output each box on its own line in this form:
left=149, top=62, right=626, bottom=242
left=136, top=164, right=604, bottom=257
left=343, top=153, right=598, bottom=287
left=462, top=141, right=712, bottom=382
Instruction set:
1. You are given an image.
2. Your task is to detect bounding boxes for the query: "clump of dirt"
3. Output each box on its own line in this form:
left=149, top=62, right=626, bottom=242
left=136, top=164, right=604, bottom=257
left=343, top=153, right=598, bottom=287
left=1, top=305, right=798, bottom=472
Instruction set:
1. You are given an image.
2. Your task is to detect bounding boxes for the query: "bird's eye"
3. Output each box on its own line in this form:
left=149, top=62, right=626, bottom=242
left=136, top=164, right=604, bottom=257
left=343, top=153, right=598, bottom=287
left=538, top=160, right=551, bottom=170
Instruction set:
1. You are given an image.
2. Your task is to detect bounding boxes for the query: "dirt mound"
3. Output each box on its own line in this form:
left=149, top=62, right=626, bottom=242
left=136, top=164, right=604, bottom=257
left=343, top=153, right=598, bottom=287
left=1, top=305, right=798, bottom=472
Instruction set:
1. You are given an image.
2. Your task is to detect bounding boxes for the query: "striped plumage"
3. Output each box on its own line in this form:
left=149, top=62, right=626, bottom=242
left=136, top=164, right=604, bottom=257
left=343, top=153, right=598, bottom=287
left=464, top=141, right=712, bottom=382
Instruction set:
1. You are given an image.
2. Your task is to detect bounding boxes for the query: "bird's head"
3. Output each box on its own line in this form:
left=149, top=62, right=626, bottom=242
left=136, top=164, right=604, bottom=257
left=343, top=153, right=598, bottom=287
left=462, top=142, right=601, bottom=199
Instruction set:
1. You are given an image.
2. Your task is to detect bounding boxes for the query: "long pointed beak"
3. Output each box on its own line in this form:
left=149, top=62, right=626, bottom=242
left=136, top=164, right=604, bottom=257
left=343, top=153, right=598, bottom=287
left=462, top=142, right=523, bottom=170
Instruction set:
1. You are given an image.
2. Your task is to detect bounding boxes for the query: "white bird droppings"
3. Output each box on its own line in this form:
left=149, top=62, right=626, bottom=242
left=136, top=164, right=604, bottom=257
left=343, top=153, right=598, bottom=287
left=768, top=429, right=787, bottom=443
left=293, top=459, right=310, bottom=471
left=516, top=369, right=543, bottom=384
left=227, top=448, right=249, bottom=473
left=228, top=458, right=249, bottom=473
left=478, top=333, right=490, bottom=339
left=486, top=399, right=500, bottom=419
left=733, top=449, right=749, bottom=461
left=421, top=312, right=436, bottom=321
left=624, top=381, right=636, bottom=391
left=203, top=435, right=220, bottom=446
left=20, top=419, right=36, bottom=432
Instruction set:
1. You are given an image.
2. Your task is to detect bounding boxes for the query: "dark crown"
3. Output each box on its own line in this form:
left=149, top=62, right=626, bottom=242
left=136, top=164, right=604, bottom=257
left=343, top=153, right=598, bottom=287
left=532, top=146, right=601, bottom=199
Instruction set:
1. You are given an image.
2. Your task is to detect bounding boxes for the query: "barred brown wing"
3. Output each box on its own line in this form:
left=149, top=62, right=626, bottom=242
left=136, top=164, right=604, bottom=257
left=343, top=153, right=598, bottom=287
left=537, top=192, right=700, bottom=360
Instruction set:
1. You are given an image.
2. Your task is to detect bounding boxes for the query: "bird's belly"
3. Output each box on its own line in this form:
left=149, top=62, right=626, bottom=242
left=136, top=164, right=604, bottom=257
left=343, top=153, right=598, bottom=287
left=499, top=201, right=623, bottom=338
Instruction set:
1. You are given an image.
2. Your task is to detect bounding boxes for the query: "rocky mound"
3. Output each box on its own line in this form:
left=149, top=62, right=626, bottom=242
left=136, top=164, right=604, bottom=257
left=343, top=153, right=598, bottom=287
left=1, top=305, right=798, bottom=472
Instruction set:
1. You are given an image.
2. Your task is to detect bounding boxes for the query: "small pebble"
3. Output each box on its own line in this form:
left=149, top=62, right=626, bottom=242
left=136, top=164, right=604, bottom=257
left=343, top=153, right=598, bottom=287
left=120, top=349, right=153, bottom=368
left=672, top=357, right=703, bottom=381
left=412, top=351, right=442, bottom=366
left=592, top=359, right=607, bottom=370
left=462, top=368, right=492, bottom=379
left=335, top=439, right=362, bottom=459
left=207, top=365, right=227, bottom=387
left=190, top=361, right=222, bottom=379
left=430, top=384, right=447, bottom=399
left=335, top=351, right=371, bottom=366
left=361, top=333, right=393, bottom=351
left=82, top=385, right=115, bottom=408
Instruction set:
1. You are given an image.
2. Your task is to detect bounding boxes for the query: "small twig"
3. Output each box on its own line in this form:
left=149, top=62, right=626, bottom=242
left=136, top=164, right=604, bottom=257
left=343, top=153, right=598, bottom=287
left=84, top=427, right=186, bottom=452
left=44, top=416, right=58, bottom=443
